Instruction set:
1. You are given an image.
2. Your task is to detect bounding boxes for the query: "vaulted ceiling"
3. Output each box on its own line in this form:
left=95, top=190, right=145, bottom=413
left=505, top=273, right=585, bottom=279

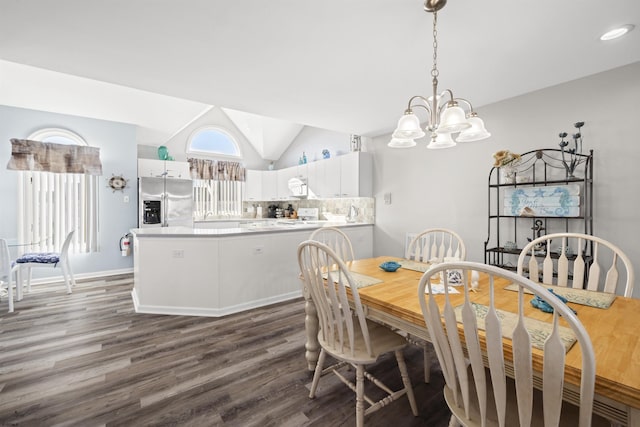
left=1, top=1, right=639, bottom=157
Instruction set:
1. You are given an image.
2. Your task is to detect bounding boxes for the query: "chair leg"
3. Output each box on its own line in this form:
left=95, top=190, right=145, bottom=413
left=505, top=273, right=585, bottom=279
left=15, top=267, right=24, bottom=301
left=309, top=349, right=326, bottom=399
left=26, top=267, right=32, bottom=293
left=61, top=262, right=72, bottom=294
left=66, top=259, right=76, bottom=288
left=355, top=364, right=365, bottom=427
left=423, top=342, right=431, bottom=383
left=7, top=278, right=14, bottom=313
left=395, top=349, right=418, bottom=416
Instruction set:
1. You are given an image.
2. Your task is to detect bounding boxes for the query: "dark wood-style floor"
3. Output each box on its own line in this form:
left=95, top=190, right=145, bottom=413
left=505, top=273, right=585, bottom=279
left=0, top=275, right=451, bottom=426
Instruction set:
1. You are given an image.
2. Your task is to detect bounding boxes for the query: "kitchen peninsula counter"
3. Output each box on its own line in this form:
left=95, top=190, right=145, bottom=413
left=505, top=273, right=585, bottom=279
left=131, top=223, right=373, bottom=317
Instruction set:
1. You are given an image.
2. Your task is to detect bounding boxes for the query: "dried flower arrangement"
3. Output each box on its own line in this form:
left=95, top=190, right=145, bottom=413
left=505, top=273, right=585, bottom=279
left=492, top=150, right=521, bottom=168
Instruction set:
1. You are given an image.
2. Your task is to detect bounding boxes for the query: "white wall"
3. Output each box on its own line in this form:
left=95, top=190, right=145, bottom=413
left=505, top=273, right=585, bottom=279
left=0, top=104, right=138, bottom=279
left=368, top=61, right=640, bottom=298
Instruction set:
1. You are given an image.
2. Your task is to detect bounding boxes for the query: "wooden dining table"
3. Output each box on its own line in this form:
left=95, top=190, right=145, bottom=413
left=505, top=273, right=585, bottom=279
left=301, top=256, right=640, bottom=426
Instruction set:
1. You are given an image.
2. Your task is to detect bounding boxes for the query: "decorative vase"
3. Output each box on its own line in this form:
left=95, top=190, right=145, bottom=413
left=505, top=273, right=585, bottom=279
left=500, top=166, right=516, bottom=184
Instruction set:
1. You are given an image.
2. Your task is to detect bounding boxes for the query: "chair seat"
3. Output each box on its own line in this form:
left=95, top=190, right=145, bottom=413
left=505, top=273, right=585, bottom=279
left=16, top=252, right=60, bottom=264
left=319, top=319, right=408, bottom=365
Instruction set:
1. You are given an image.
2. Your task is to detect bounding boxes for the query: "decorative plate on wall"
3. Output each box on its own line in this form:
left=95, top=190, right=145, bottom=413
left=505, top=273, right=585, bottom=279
left=108, top=174, right=128, bottom=192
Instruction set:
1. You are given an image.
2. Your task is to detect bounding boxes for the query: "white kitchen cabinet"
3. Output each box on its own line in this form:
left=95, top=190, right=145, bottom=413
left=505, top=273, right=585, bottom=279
left=339, top=152, right=372, bottom=197
left=138, top=159, right=191, bottom=179
left=307, top=153, right=371, bottom=198
left=277, top=166, right=297, bottom=200
left=245, top=170, right=262, bottom=201
left=308, top=157, right=340, bottom=198
left=262, top=170, right=278, bottom=201
left=277, top=164, right=308, bottom=200
left=131, top=224, right=373, bottom=317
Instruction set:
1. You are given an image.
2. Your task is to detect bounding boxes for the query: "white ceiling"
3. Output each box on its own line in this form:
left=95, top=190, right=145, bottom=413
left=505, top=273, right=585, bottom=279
left=1, top=1, right=639, bottom=152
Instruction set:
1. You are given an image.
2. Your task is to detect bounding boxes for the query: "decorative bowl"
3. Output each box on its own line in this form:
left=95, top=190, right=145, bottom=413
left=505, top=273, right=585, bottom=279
left=380, top=261, right=401, bottom=272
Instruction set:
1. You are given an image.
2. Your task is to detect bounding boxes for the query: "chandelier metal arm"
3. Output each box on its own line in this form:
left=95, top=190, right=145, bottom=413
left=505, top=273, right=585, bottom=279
left=451, top=97, right=476, bottom=114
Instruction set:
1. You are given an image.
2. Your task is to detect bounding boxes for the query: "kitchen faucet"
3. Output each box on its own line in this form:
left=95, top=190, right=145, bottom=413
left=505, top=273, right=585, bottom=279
left=347, top=204, right=359, bottom=223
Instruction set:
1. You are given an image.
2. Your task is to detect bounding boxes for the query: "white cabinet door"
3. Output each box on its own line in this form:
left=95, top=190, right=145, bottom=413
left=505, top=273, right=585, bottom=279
left=324, top=157, right=342, bottom=197
left=138, top=159, right=191, bottom=179
left=164, top=161, right=191, bottom=179
left=277, top=166, right=297, bottom=200
left=306, top=161, right=321, bottom=199
left=245, top=170, right=262, bottom=201
left=262, top=170, right=278, bottom=201
left=339, top=152, right=372, bottom=197
left=138, top=159, right=166, bottom=178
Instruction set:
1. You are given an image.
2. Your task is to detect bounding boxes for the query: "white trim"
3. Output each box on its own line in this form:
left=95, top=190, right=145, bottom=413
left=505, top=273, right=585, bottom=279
left=22, top=268, right=134, bottom=286
left=131, top=288, right=302, bottom=318
left=28, top=127, right=88, bottom=146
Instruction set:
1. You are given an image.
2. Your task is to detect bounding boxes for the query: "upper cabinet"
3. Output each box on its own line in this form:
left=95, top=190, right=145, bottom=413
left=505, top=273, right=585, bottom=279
left=243, top=152, right=371, bottom=202
left=138, top=159, right=191, bottom=179
left=339, top=152, right=372, bottom=197
left=277, top=164, right=307, bottom=200
left=245, top=170, right=263, bottom=201
left=308, top=152, right=371, bottom=198
left=262, top=170, right=279, bottom=201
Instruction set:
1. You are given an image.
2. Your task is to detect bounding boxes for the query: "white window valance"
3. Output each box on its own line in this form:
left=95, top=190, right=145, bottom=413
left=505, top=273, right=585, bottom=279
left=6, top=138, right=103, bottom=175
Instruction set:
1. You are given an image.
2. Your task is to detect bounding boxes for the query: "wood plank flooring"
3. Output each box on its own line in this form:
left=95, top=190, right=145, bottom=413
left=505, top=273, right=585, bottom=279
left=0, top=275, right=451, bottom=426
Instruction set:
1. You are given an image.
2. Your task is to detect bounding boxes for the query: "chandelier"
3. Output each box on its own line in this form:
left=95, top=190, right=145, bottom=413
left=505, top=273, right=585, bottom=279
left=388, top=0, right=490, bottom=149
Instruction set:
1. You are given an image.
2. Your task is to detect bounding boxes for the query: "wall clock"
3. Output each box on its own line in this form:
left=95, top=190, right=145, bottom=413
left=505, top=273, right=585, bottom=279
left=108, top=174, right=128, bottom=192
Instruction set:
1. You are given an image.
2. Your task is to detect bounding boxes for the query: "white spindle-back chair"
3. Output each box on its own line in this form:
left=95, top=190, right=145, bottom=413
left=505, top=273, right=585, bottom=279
left=418, top=261, right=603, bottom=427
left=298, top=240, right=418, bottom=427
left=517, top=232, right=634, bottom=297
left=309, top=226, right=355, bottom=262
left=406, top=228, right=466, bottom=263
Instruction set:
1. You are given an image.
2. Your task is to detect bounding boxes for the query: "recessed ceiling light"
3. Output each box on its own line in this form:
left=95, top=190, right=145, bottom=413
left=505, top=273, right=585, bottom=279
left=600, top=24, right=635, bottom=41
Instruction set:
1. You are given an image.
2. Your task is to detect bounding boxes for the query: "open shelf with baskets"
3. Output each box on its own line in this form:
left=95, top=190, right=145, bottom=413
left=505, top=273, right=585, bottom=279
left=484, top=148, right=594, bottom=275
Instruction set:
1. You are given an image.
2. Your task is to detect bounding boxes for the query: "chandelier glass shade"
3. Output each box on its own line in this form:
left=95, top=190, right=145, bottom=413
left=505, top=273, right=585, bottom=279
left=389, top=0, right=490, bottom=148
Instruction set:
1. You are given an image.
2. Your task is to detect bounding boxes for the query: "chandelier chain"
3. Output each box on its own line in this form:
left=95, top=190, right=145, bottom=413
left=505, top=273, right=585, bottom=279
left=431, top=11, right=439, bottom=80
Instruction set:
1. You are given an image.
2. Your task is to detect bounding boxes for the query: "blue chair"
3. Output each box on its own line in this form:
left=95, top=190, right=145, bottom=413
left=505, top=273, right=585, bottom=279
left=15, top=230, right=76, bottom=295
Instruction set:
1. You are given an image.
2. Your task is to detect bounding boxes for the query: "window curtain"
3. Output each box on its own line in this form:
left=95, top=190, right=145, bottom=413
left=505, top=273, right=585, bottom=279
left=188, top=159, right=246, bottom=219
left=7, top=138, right=102, bottom=254
left=6, top=138, right=103, bottom=175
left=188, top=158, right=246, bottom=181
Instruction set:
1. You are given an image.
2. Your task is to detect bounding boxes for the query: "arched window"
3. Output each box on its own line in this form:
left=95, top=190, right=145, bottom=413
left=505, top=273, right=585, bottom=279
left=30, top=128, right=87, bottom=146
left=17, top=128, right=99, bottom=254
left=186, top=126, right=242, bottom=159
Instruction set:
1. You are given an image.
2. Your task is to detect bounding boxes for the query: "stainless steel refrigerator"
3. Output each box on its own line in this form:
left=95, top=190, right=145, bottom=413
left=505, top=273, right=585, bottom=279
left=138, top=177, right=193, bottom=228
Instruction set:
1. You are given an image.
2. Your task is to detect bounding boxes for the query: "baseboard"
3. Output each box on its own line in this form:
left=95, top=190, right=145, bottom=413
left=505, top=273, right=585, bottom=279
left=131, top=289, right=303, bottom=318
left=25, top=268, right=134, bottom=285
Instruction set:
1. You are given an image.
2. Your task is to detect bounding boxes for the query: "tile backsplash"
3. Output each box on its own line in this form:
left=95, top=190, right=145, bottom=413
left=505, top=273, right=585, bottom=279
left=244, top=197, right=375, bottom=223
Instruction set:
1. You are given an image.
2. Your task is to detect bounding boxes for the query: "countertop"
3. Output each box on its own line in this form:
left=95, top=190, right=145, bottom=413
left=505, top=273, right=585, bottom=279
left=131, top=221, right=373, bottom=237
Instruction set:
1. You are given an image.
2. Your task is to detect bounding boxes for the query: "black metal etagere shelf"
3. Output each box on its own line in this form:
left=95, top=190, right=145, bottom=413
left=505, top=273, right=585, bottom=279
left=484, top=148, right=594, bottom=275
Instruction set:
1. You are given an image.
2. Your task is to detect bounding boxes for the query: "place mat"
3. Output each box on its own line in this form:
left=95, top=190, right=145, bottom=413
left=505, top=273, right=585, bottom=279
left=324, top=271, right=384, bottom=289
left=454, top=303, right=577, bottom=352
left=504, top=283, right=616, bottom=309
left=399, top=259, right=432, bottom=272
